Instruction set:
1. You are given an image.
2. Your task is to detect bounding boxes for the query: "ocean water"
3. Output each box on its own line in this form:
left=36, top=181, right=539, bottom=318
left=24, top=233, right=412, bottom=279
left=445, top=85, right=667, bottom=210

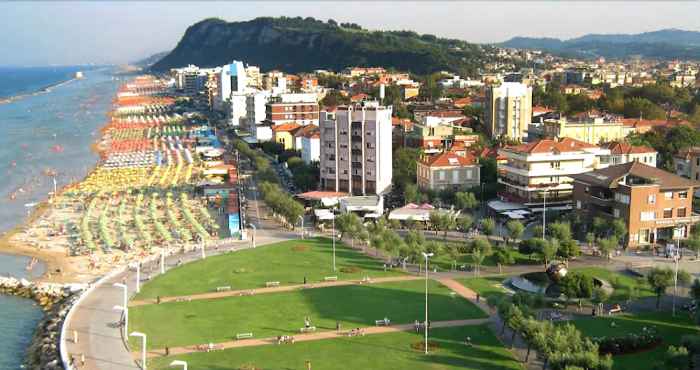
left=0, top=66, right=119, bottom=369
left=0, top=67, right=119, bottom=232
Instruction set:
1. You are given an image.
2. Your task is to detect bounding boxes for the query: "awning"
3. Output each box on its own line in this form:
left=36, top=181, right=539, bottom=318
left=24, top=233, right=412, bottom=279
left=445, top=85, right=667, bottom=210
left=488, top=200, right=527, bottom=212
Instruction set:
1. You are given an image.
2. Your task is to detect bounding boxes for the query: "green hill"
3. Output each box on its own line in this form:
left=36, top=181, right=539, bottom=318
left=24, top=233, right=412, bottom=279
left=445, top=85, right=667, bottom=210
left=152, top=17, right=486, bottom=75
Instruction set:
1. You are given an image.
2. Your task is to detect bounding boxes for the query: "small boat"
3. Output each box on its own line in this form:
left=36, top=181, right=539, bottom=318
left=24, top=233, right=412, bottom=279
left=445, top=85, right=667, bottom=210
left=50, top=144, right=64, bottom=153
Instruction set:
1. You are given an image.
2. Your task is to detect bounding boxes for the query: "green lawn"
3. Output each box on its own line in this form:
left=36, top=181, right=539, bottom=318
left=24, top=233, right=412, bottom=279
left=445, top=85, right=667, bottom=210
left=457, top=276, right=510, bottom=304
left=149, top=325, right=523, bottom=370
left=130, top=280, right=488, bottom=349
left=135, top=237, right=403, bottom=299
left=569, top=311, right=699, bottom=370
left=570, top=267, right=654, bottom=302
left=429, top=246, right=537, bottom=272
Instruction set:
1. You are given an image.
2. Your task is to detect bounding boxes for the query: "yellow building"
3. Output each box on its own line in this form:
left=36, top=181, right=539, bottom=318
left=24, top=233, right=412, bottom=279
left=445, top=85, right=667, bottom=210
left=543, top=116, right=626, bottom=144
left=272, top=123, right=301, bottom=150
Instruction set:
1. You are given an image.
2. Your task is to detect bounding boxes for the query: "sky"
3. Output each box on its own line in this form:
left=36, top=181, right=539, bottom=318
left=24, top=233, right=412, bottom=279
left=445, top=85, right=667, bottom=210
left=2, top=1, right=699, bottom=66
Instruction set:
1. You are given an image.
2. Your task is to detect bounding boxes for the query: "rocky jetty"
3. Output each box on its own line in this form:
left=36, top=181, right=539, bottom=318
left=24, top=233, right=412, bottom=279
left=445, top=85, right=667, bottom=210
left=0, top=276, right=85, bottom=370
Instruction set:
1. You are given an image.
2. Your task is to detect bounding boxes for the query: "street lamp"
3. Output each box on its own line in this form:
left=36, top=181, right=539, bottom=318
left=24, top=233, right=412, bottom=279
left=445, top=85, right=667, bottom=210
left=169, top=360, right=188, bottom=370
left=250, top=224, right=257, bottom=248
left=299, top=215, right=304, bottom=240
left=421, top=252, right=434, bottom=355
left=130, top=331, right=147, bottom=370
left=113, top=283, right=128, bottom=336
left=200, top=241, right=206, bottom=259
left=135, top=263, right=141, bottom=293
left=542, top=188, right=549, bottom=240
left=673, top=233, right=681, bottom=317
left=332, top=209, right=337, bottom=272
left=160, top=248, right=166, bottom=274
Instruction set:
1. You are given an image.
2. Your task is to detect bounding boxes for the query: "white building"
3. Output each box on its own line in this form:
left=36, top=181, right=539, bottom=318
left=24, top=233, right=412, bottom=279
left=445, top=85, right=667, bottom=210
left=217, top=61, right=248, bottom=115
left=319, top=102, right=393, bottom=195
left=245, top=91, right=272, bottom=142
left=485, top=82, right=532, bottom=140
left=498, top=138, right=611, bottom=207
left=301, top=129, right=321, bottom=164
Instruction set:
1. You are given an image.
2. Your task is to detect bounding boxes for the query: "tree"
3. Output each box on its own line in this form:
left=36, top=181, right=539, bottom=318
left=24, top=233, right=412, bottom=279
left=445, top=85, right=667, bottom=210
left=560, top=272, right=594, bottom=305
left=647, top=267, right=674, bottom=309
left=393, top=148, right=421, bottom=191
left=455, top=191, right=479, bottom=211
left=585, top=232, right=596, bottom=248
left=493, top=245, right=515, bottom=274
left=691, top=279, right=700, bottom=302
left=429, top=212, right=442, bottom=236
left=541, top=239, right=559, bottom=267
left=623, top=97, right=666, bottom=120
left=656, top=345, right=690, bottom=370
left=611, top=219, right=627, bottom=243
left=481, top=218, right=496, bottom=236
left=686, top=233, right=700, bottom=259
left=598, top=236, right=618, bottom=260
left=403, top=183, right=424, bottom=204
left=505, top=220, right=525, bottom=245
left=457, top=215, right=473, bottom=241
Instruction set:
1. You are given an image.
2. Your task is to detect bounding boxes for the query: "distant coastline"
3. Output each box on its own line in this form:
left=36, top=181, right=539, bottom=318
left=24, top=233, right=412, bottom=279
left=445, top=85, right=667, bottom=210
left=0, top=76, right=78, bottom=105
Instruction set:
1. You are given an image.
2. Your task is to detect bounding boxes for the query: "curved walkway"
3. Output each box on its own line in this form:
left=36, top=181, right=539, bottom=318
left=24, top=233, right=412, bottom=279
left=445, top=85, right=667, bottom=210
left=146, top=318, right=490, bottom=358
left=130, top=275, right=422, bottom=306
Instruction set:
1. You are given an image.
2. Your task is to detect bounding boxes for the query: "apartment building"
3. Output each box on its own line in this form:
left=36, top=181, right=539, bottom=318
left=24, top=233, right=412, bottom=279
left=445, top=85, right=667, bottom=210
left=601, top=142, right=657, bottom=167
left=498, top=138, right=610, bottom=207
left=572, top=162, right=700, bottom=248
left=542, top=115, right=626, bottom=144
left=265, top=93, right=319, bottom=126
left=417, top=151, right=480, bottom=191
left=484, top=82, right=532, bottom=140
left=674, top=147, right=700, bottom=181
left=319, top=103, right=393, bottom=195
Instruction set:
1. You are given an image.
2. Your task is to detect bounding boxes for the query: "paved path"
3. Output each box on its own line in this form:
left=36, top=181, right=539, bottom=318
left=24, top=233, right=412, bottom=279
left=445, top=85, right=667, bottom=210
left=437, top=278, right=491, bottom=314
left=145, top=318, right=490, bottom=358
left=130, top=275, right=422, bottom=306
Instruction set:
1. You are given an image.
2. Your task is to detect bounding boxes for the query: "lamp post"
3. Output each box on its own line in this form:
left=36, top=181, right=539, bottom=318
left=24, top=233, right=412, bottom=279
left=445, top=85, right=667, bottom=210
left=673, top=234, right=680, bottom=317
left=332, top=209, right=336, bottom=272
left=135, top=263, right=141, bottom=293
left=113, top=282, right=128, bottom=337
left=130, top=332, right=147, bottom=370
left=250, top=224, right=256, bottom=248
left=542, top=188, right=548, bottom=240
left=421, top=252, right=434, bottom=355
left=160, top=248, right=166, bottom=274
left=169, top=360, right=188, bottom=370
left=299, top=215, right=304, bottom=240
left=200, top=241, right=206, bottom=259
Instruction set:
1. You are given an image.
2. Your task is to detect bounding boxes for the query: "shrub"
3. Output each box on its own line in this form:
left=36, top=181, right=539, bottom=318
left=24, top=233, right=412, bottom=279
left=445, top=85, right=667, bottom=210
left=594, top=328, right=662, bottom=355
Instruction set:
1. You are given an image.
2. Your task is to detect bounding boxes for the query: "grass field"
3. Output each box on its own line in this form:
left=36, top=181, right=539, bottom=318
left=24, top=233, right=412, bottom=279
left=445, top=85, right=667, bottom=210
left=457, top=276, right=510, bottom=303
left=570, top=267, right=654, bottom=302
left=569, top=311, right=699, bottom=370
left=130, top=280, right=488, bottom=349
left=148, top=324, right=523, bottom=370
left=135, top=237, right=403, bottom=299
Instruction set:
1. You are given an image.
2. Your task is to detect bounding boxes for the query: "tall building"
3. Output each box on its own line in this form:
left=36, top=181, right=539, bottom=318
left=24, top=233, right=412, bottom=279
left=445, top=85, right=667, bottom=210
left=217, top=61, right=247, bottom=113
left=484, top=82, right=532, bottom=140
left=319, top=103, right=393, bottom=195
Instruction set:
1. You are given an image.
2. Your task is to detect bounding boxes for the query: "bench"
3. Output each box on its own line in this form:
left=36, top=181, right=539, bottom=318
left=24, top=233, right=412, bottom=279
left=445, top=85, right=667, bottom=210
left=324, top=276, right=338, bottom=282
left=265, top=281, right=280, bottom=287
left=239, top=290, right=255, bottom=296
left=300, top=326, right=316, bottom=333
left=216, top=286, right=231, bottom=292
left=375, top=319, right=390, bottom=326
left=175, top=297, right=192, bottom=302
left=236, top=332, right=253, bottom=340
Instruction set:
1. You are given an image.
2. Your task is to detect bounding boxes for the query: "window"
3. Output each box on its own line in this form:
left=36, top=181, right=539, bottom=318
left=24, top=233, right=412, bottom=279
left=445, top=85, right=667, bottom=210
left=439, top=171, right=446, bottom=181
left=640, top=211, right=655, bottom=221
left=679, top=191, right=688, bottom=199
left=551, top=161, right=561, bottom=169
left=678, top=207, right=687, bottom=217
left=613, top=208, right=620, bottom=217
left=614, top=193, right=630, bottom=204
left=648, top=194, right=656, bottom=204
left=466, top=169, right=473, bottom=180
left=663, top=208, right=673, bottom=218
left=585, top=186, right=590, bottom=194
left=639, top=229, right=651, bottom=243
left=576, top=200, right=582, bottom=209
left=665, top=191, right=673, bottom=199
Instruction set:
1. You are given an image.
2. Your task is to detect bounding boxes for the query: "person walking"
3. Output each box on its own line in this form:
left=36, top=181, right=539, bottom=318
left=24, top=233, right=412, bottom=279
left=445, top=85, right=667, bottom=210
left=304, top=317, right=311, bottom=329
left=304, top=276, right=307, bottom=285
left=414, top=320, right=420, bottom=333
left=336, top=321, right=341, bottom=333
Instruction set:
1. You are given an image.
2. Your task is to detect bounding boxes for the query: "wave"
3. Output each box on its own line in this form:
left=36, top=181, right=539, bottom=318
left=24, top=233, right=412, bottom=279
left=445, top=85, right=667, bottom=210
left=0, top=77, right=78, bottom=105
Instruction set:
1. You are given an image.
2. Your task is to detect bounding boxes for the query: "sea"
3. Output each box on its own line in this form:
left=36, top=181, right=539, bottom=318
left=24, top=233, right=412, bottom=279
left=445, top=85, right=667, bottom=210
left=0, top=66, right=120, bottom=369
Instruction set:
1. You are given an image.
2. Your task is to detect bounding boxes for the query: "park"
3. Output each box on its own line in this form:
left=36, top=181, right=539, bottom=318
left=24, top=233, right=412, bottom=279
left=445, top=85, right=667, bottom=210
left=127, top=234, right=700, bottom=370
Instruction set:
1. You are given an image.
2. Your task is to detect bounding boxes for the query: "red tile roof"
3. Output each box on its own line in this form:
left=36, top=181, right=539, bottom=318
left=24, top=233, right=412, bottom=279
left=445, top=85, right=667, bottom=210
left=272, top=123, right=302, bottom=132
left=603, top=142, right=656, bottom=155
left=420, top=151, right=478, bottom=167
left=504, top=137, right=597, bottom=154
